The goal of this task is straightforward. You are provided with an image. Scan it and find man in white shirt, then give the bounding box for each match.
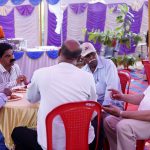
[11,39,97,150]
[0,43,27,92]
[103,87,150,150]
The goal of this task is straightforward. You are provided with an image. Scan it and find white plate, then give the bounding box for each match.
[7,94,23,102]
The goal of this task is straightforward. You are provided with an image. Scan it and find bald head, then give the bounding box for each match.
[60,39,81,60]
[64,40,80,52]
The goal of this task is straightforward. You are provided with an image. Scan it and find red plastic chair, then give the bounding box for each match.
[136,140,146,150]
[46,101,102,150]
[143,63,150,85]
[118,70,131,110]
[141,60,150,65]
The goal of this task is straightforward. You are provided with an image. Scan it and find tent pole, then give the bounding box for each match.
[39,2,42,46]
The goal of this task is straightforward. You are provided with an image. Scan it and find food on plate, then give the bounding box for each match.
[12,88,26,92]
[8,94,21,100]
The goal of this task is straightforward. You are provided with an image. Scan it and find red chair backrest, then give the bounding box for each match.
[118,70,131,94]
[46,101,101,150]
[118,70,131,110]
[142,60,150,65]
[143,63,150,85]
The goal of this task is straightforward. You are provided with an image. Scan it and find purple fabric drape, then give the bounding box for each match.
[0,9,15,38]
[144,1,148,7]
[85,3,107,53]
[47,8,68,46]
[70,3,88,14]
[119,6,144,55]
[16,5,34,16]
[47,10,61,46]
[62,9,67,42]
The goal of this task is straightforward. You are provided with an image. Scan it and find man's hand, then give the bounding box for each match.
[102,104,121,117]
[4,88,12,96]
[108,89,124,101]
[16,75,27,84]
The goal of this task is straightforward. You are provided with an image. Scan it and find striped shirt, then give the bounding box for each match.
[0,64,21,92]
[0,93,7,108]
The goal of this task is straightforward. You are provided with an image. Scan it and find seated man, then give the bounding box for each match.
[81,42,123,149]
[103,87,150,150]
[0,88,12,150]
[11,39,97,150]
[0,43,27,92]
[81,42,123,107]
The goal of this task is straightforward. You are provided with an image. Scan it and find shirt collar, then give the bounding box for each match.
[96,57,104,69]
[0,64,15,73]
[0,64,7,73]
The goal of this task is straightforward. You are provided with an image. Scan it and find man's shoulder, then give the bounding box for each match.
[34,66,54,74]
[77,68,93,79]
[99,57,115,68]
[99,56,112,64]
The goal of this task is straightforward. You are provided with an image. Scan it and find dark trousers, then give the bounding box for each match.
[12,127,95,150]
[11,127,42,150]
[0,131,8,150]
[89,117,105,150]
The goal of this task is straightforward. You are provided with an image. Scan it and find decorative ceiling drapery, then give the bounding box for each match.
[47,1,147,54]
[0,0,60,6]
[0,0,41,6]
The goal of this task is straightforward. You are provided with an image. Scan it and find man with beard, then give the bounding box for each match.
[81,42,123,150]
[0,43,27,92]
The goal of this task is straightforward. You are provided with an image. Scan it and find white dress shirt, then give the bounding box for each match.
[27,62,97,150]
[138,86,150,110]
[0,64,21,92]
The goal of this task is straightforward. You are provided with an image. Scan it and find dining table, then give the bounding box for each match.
[0,91,39,148]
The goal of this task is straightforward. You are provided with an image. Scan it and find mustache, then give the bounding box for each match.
[10,59,16,63]
[89,59,97,64]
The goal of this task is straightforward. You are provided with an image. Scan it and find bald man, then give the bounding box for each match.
[12,40,97,150]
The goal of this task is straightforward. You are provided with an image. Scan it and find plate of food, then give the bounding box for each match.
[12,86,27,93]
[7,94,23,102]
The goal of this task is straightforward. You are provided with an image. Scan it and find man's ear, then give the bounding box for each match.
[58,48,62,56]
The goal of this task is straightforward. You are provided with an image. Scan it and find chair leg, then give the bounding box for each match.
[103,138,110,150]
[136,140,145,150]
